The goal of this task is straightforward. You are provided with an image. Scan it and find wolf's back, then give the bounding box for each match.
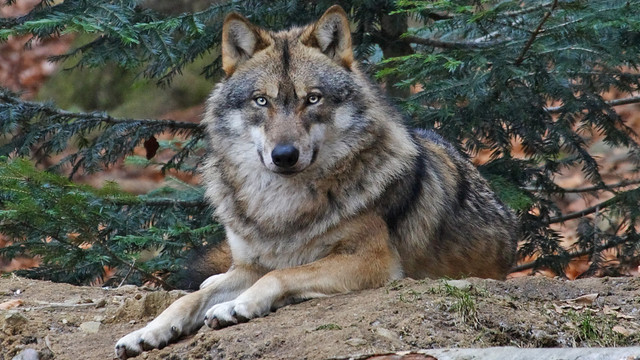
[377,126,517,279]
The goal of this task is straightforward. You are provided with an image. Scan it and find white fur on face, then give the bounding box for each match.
[250,126,265,152]
[333,104,356,131]
[227,110,246,133]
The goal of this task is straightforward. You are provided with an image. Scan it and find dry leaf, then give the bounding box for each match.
[616,313,636,320]
[553,303,565,314]
[602,305,636,319]
[603,305,621,315]
[612,325,636,336]
[144,136,160,160]
[0,299,24,310]
[567,293,598,305]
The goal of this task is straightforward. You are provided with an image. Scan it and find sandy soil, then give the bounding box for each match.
[1,275,639,360]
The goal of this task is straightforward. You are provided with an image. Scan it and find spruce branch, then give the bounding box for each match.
[513,0,558,65]
[0,91,203,131]
[526,178,640,194]
[15,221,173,289]
[545,95,640,114]
[94,231,175,290]
[510,234,629,273]
[548,196,622,224]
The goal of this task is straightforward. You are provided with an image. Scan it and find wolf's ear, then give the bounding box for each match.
[301,5,354,68]
[222,13,272,75]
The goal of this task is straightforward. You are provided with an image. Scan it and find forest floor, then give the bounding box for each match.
[2,275,640,360]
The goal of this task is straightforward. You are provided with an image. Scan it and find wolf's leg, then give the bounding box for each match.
[204,213,399,328]
[115,266,262,359]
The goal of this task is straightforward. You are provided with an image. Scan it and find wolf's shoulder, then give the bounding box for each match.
[411,128,461,158]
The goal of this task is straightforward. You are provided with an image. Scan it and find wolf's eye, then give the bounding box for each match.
[307,94,321,105]
[255,97,268,106]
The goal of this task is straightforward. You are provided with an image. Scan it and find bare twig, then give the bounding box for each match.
[118,259,136,288]
[25,301,102,310]
[44,335,54,355]
[501,2,555,17]
[403,35,503,49]
[537,46,602,56]
[590,205,601,267]
[514,0,558,65]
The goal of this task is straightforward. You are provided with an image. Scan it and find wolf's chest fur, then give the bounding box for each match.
[203,126,417,269]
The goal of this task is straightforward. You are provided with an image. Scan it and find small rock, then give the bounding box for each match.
[11,348,39,360]
[61,319,68,325]
[93,315,104,322]
[94,299,107,308]
[374,327,402,344]
[1,311,29,335]
[444,279,472,291]
[117,285,138,292]
[345,337,367,347]
[79,321,101,333]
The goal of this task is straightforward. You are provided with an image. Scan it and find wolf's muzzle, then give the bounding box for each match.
[271,144,299,169]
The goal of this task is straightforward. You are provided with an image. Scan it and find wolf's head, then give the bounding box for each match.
[205,5,385,178]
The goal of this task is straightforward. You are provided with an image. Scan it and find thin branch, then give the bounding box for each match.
[513,0,558,65]
[112,198,208,208]
[118,259,136,288]
[510,235,628,273]
[545,95,640,114]
[525,178,640,193]
[26,301,102,310]
[548,196,620,224]
[402,35,503,49]
[537,46,602,57]
[500,1,554,17]
[0,91,204,131]
[565,179,640,193]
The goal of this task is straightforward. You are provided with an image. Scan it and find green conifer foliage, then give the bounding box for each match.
[1,0,639,286]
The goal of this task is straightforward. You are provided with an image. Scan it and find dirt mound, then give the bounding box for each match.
[1,275,639,359]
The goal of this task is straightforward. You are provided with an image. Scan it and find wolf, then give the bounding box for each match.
[115,5,518,358]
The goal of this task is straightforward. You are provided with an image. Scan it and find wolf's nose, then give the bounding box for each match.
[271,144,299,168]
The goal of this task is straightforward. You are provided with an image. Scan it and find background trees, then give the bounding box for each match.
[1,0,639,287]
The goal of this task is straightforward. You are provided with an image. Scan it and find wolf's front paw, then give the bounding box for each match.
[204,298,267,329]
[115,323,181,359]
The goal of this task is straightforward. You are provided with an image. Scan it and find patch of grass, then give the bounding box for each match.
[398,289,422,303]
[315,323,342,331]
[566,310,639,346]
[386,279,404,292]
[437,281,479,326]
[576,312,599,341]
